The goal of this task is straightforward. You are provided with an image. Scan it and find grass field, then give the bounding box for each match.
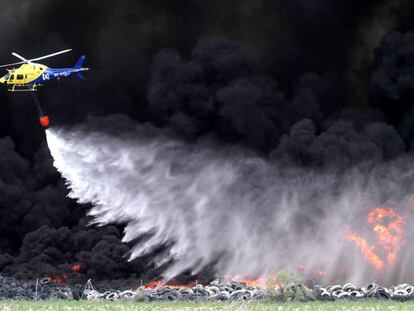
[1,301,414,311]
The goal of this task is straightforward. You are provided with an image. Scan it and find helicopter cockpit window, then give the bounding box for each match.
[4,74,9,81]
[9,74,14,81]
[16,74,24,80]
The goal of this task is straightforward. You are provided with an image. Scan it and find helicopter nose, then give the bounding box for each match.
[0,77,5,84]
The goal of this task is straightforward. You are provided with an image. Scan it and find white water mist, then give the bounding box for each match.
[45,115,414,285]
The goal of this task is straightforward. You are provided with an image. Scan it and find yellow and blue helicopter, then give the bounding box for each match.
[0,49,89,92]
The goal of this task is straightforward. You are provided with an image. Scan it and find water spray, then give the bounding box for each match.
[45,115,414,285]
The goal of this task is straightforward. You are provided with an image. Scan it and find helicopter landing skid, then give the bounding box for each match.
[8,84,39,92]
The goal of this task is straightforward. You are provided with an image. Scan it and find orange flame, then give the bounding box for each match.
[346,207,404,272]
[138,280,197,290]
[47,274,69,284]
[143,281,165,288]
[224,275,278,288]
[346,231,385,271]
[314,270,326,278]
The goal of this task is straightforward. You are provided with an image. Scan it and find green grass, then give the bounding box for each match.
[2,301,414,311]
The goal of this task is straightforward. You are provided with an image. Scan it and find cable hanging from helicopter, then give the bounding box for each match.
[30,92,49,128]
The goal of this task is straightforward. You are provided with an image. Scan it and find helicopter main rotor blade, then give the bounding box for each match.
[0,49,72,69]
[0,61,25,68]
[11,52,29,62]
[29,49,72,62]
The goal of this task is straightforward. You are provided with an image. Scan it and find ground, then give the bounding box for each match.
[1,301,414,311]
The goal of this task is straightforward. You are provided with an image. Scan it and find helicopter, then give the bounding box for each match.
[0,49,89,128]
[0,49,89,92]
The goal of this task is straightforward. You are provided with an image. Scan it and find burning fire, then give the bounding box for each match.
[313,270,326,278]
[140,276,272,289]
[44,263,85,285]
[224,275,269,288]
[138,268,342,290]
[142,281,165,289]
[346,207,405,272]
[71,264,83,272]
[138,280,197,289]
[47,274,69,284]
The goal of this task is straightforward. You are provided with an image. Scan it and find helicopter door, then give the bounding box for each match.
[16,74,24,83]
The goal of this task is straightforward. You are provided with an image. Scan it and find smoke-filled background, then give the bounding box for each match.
[3,0,414,286]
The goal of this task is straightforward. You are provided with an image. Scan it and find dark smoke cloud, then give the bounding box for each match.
[370,29,414,147]
[147,38,347,152]
[148,37,287,151]
[5,224,156,282]
[1,0,414,283]
[271,119,405,169]
[371,31,414,102]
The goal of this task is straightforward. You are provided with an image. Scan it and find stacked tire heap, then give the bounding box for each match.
[314,283,414,301]
[0,275,82,300]
[84,281,414,302]
[84,279,269,301]
[2,274,414,302]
